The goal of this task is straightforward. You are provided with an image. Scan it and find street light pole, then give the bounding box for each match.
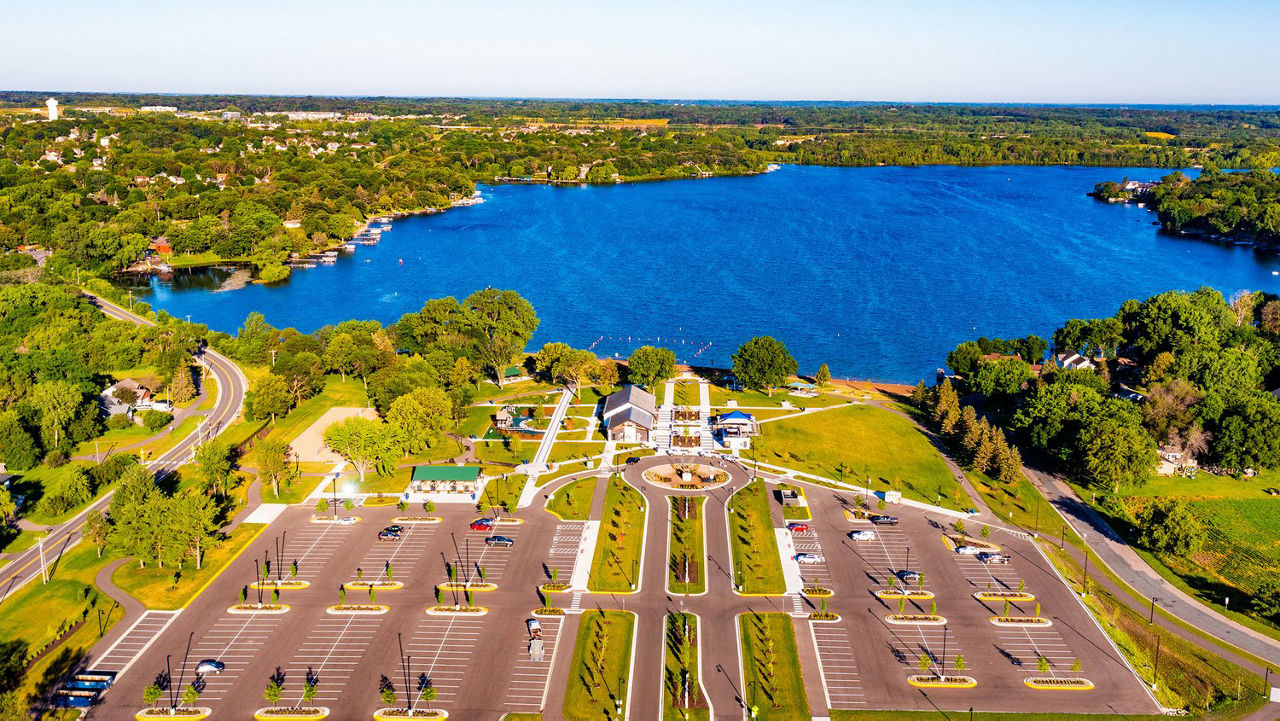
[1149,596,1158,624]
[37,533,47,584]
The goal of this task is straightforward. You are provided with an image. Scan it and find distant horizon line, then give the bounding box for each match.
[5,90,1280,110]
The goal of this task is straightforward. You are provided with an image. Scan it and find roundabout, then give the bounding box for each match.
[623,453,750,492]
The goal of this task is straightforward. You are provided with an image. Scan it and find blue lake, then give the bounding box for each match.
[130,165,1279,383]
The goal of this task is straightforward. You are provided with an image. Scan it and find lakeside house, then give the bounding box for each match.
[602,385,656,443]
[1056,352,1096,371]
[712,410,760,451]
[409,465,482,498]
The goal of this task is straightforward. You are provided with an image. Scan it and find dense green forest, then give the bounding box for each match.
[1093,167,1280,244]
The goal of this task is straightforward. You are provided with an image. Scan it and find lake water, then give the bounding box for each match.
[128,165,1279,383]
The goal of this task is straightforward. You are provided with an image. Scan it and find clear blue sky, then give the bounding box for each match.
[7,0,1278,103]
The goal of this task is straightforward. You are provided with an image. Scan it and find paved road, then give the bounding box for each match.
[0,293,247,604]
[1024,466,1280,669]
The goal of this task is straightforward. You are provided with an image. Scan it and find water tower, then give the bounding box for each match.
[46,98,58,121]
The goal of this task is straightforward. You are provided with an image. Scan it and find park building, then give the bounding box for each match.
[601,385,656,443]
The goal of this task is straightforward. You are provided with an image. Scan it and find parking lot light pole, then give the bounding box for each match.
[1149,596,1158,624]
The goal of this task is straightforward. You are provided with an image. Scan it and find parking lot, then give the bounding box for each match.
[353,523,439,583]
[503,616,563,712]
[282,615,385,704]
[185,613,286,703]
[403,615,487,706]
[89,610,181,679]
[809,621,868,708]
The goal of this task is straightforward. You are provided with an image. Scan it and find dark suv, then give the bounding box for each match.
[869,515,899,525]
[485,535,515,547]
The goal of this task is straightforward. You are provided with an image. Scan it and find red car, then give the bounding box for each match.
[787,522,809,533]
[469,518,495,531]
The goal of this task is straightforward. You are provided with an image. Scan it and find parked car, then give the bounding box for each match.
[977,552,1010,565]
[469,518,495,531]
[336,516,356,526]
[955,545,983,555]
[383,524,404,534]
[526,618,542,637]
[377,530,401,541]
[794,553,825,564]
[485,535,515,547]
[896,570,922,583]
[869,515,899,525]
[529,637,545,661]
[195,660,225,675]
[847,529,876,541]
[625,457,641,465]
[786,522,809,533]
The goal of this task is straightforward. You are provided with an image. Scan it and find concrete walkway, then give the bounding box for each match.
[528,388,574,478]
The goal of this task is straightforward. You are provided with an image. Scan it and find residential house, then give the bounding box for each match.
[101,379,151,418]
[1056,353,1096,371]
[1156,445,1197,476]
[602,385,656,443]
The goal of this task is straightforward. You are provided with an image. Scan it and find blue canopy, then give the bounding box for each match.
[720,410,754,421]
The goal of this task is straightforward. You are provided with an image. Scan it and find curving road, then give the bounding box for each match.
[0,293,247,604]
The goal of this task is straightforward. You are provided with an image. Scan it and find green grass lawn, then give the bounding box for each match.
[0,541,118,690]
[458,405,495,437]
[755,404,969,510]
[708,385,846,409]
[13,464,119,527]
[476,439,538,466]
[967,471,1067,540]
[197,374,219,412]
[547,477,597,520]
[218,417,269,450]
[111,522,265,609]
[573,385,618,407]
[266,375,369,444]
[471,378,559,405]
[258,474,314,505]
[674,382,699,407]
[73,422,154,457]
[589,477,646,592]
[664,612,710,720]
[480,473,527,512]
[548,441,606,465]
[563,610,635,721]
[738,613,809,720]
[669,497,706,595]
[727,481,785,595]
[830,713,1171,721]
[141,414,201,459]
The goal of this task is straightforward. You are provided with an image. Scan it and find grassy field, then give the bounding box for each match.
[664,613,710,720]
[1040,539,1267,716]
[257,474,315,505]
[548,441,606,466]
[674,382,699,407]
[967,471,1066,540]
[707,385,846,409]
[547,477,596,520]
[755,404,969,510]
[480,473,527,512]
[738,613,809,720]
[0,541,118,700]
[73,422,154,457]
[830,713,1170,721]
[777,483,811,521]
[471,378,559,405]
[458,405,495,437]
[727,481,785,595]
[562,610,636,721]
[111,522,265,609]
[669,497,706,595]
[142,414,201,458]
[266,375,369,444]
[476,439,538,466]
[589,477,646,593]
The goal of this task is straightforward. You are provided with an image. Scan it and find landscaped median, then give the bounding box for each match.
[546,477,596,520]
[372,708,447,718]
[727,480,785,595]
[664,613,709,720]
[252,707,329,719]
[906,674,977,689]
[136,707,212,718]
[972,590,1033,603]
[738,612,809,720]
[563,610,635,721]
[990,616,1052,627]
[1023,677,1095,690]
[668,496,706,595]
[588,476,645,593]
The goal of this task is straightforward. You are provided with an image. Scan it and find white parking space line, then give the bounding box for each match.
[282,616,385,703]
[544,522,585,584]
[90,610,181,680]
[355,524,439,582]
[403,615,487,707]
[810,623,866,707]
[883,625,962,674]
[271,523,357,582]
[185,614,286,702]
[505,616,562,710]
[846,526,915,585]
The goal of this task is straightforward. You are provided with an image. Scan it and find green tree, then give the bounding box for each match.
[731,336,798,396]
[463,289,539,387]
[143,683,162,708]
[814,363,831,386]
[250,374,294,422]
[193,441,233,499]
[252,437,294,499]
[322,416,395,485]
[169,365,197,404]
[1135,499,1207,557]
[263,680,282,707]
[27,380,82,448]
[323,333,358,381]
[626,345,676,388]
[386,387,451,456]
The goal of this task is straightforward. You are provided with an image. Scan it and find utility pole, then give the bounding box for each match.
[1151,634,1162,691]
[38,532,48,584]
[1081,549,1090,597]
[1149,596,1158,624]
[127,290,134,312]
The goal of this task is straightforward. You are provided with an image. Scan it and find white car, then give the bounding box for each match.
[336,516,356,526]
[848,529,876,541]
[955,545,983,555]
[794,553,825,564]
